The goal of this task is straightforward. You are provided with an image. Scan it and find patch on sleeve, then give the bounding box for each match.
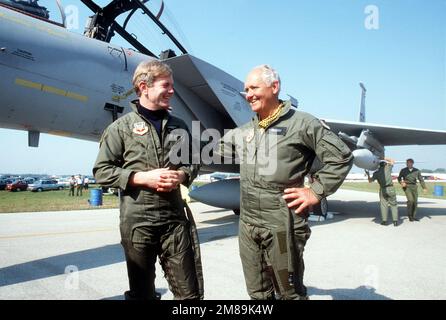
[319,119,331,130]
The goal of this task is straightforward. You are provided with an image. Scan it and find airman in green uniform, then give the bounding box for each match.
[93,60,203,300]
[397,158,427,221]
[219,65,353,299]
[366,158,399,226]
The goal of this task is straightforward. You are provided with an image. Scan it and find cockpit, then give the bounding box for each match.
[0,0,188,59]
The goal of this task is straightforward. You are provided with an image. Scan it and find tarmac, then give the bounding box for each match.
[0,189,445,300]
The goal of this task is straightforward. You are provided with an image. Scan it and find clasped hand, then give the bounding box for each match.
[132,169,185,192]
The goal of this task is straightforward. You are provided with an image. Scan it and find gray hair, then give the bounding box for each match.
[253,64,281,88]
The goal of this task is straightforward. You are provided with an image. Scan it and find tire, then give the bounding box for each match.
[16,188,21,192]
[37,188,43,192]
[58,186,63,190]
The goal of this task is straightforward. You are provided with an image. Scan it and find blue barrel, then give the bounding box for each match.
[433,185,444,197]
[89,188,103,206]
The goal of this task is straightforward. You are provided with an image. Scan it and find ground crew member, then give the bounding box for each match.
[218,65,353,299]
[68,175,76,196]
[93,60,203,300]
[366,158,399,226]
[75,175,83,196]
[398,158,427,221]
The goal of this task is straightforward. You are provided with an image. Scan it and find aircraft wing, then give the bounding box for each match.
[324,119,446,146]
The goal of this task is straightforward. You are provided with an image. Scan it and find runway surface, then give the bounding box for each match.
[0,189,445,300]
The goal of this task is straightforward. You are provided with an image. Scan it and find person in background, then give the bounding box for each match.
[83,176,89,190]
[68,175,76,196]
[76,175,83,196]
[366,158,399,226]
[398,158,427,221]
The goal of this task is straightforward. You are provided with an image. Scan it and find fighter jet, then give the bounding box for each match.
[0,0,445,215]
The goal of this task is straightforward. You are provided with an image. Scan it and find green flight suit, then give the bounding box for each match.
[219,100,353,299]
[398,167,426,220]
[93,100,203,300]
[370,163,398,223]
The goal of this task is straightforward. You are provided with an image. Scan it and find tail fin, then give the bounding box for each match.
[359,82,366,122]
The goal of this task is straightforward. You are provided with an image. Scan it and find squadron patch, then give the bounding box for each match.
[133,122,148,135]
[319,119,331,130]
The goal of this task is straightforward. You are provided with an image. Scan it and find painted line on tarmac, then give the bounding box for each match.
[0,228,117,240]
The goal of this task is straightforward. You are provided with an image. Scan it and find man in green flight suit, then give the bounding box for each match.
[398,158,427,221]
[93,60,203,300]
[366,158,399,226]
[218,65,353,300]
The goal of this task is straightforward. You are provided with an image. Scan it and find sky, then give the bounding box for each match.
[0,0,445,176]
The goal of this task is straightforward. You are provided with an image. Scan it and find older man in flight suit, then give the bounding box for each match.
[93,60,202,300]
[218,65,353,300]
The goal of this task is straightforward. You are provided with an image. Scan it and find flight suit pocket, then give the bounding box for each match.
[131,223,156,253]
[319,131,351,159]
[383,187,396,199]
[168,222,192,257]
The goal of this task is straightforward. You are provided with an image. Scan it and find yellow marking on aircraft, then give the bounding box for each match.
[0,228,116,240]
[0,12,67,38]
[15,78,88,102]
[0,12,33,28]
[15,78,42,90]
[43,84,66,96]
[35,24,67,38]
[66,91,88,102]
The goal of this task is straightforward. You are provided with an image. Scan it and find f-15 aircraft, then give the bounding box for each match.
[1,0,445,215]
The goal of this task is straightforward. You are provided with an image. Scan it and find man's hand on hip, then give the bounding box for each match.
[282,187,320,215]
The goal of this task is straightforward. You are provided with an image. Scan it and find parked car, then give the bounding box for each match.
[23,177,36,184]
[6,180,28,191]
[0,179,13,190]
[28,179,64,192]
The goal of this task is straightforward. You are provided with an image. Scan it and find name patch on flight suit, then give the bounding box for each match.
[268,127,287,135]
[132,122,148,135]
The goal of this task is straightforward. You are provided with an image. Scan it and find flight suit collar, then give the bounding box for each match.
[129,100,174,137]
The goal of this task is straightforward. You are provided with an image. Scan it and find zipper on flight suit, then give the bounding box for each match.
[135,111,162,168]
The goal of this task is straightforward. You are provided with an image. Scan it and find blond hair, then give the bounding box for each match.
[132,60,173,96]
